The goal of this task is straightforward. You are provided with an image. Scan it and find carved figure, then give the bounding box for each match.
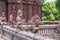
[28,14,41,24]
[9,14,15,25]
[16,10,25,25]
[0,12,6,25]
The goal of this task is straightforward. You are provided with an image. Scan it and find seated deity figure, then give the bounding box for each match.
[16,10,25,25]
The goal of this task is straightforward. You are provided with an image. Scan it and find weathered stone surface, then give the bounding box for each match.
[0,0,42,24]
[0,25,56,40]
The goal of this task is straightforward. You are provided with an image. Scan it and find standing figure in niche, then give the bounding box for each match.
[16,10,25,25]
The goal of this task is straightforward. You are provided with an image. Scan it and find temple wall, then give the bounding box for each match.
[0,0,42,23]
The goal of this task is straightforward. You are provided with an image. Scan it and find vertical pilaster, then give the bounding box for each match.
[28,5,32,20]
[38,5,42,21]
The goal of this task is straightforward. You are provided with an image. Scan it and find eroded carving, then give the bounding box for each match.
[0,12,6,24]
[28,14,41,24]
[9,14,16,25]
[16,10,25,25]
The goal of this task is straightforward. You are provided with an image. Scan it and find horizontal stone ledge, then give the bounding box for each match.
[2,26,32,40]
[1,25,56,40]
[39,24,58,29]
[42,21,59,24]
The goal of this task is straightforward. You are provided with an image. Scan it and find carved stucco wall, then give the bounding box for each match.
[0,0,42,23]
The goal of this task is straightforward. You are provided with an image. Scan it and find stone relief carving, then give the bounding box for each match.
[28,14,41,24]
[17,10,23,17]
[9,14,15,24]
[0,12,6,24]
[16,10,25,24]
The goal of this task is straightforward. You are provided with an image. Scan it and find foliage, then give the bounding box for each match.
[56,0,60,12]
[56,0,60,19]
[41,0,59,21]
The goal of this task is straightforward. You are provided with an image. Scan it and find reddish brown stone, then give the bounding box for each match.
[0,0,42,24]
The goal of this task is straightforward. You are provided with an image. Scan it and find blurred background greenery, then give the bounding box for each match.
[41,0,60,21]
